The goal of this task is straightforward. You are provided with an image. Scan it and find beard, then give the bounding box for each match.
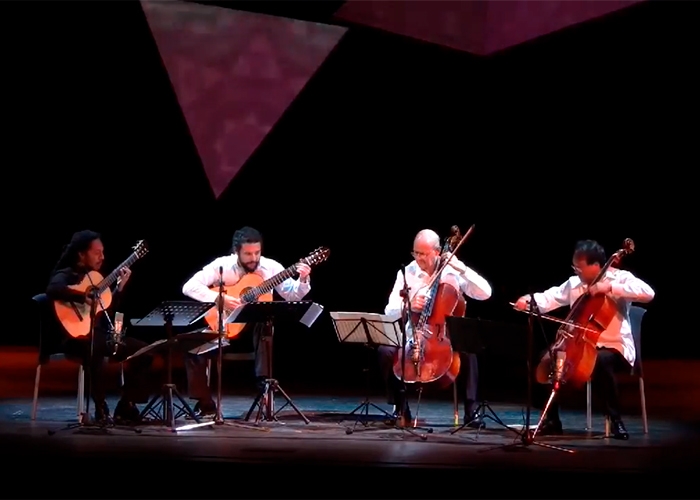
[239,259,260,273]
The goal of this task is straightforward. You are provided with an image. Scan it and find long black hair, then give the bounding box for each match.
[50,230,101,275]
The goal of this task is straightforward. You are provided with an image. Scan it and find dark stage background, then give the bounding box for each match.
[6,1,696,398]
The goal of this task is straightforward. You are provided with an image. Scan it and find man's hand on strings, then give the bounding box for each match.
[441,252,467,274]
[514,296,530,311]
[116,268,132,291]
[223,295,242,310]
[296,263,311,282]
[588,281,612,296]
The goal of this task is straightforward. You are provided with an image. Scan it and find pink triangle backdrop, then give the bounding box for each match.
[141,1,347,198]
[334,0,643,55]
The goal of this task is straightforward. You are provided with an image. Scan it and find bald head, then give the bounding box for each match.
[412,229,441,273]
[414,229,440,249]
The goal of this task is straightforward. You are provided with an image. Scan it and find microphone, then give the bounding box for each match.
[552,350,567,388]
[112,312,124,356]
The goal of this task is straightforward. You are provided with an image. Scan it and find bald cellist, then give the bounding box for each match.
[379,229,492,426]
[514,240,655,440]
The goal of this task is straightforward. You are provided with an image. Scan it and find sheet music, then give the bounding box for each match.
[189,338,230,355]
[329,311,402,346]
[224,305,246,325]
[125,338,167,361]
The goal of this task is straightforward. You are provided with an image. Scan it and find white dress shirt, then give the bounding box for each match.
[530,268,655,366]
[182,254,311,303]
[384,261,492,339]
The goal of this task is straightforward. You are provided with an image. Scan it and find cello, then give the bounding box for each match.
[392,225,474,389]
[537,238,636,390]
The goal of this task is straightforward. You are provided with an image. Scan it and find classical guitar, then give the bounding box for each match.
[204,247,330,339]
[53,240,149,338]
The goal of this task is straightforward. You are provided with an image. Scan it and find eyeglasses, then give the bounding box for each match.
[411,251,431,258]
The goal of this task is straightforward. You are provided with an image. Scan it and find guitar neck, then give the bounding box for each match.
[97,253,139,292]
[241,265,298,302]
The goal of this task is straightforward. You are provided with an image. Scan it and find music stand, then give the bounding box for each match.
[329,312,400,433]
[446,316,513,438]
[131,301,214,429]
[225,301,323,425]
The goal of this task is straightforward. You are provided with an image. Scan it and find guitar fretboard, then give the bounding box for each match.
[240,265,299,303]
[96,252,140,292]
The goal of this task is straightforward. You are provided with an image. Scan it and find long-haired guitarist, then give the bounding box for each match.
[181,226,312,417]
[45,230,157,423]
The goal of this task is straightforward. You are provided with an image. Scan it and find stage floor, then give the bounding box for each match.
[2,393,699,497]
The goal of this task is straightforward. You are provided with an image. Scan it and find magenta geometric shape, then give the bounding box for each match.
[334,0,644,55]
[140,1,347,198]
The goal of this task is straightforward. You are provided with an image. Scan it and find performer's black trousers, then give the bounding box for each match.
[61,330,154,405]
[185,323,269,401]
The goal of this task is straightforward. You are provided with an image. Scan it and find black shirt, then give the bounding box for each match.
[46,266,123,336]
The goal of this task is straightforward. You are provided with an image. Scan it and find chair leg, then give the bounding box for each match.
[120,363,125,387]
[585,380,592,430]
[77,366,85,420]
[639,377,649,434]
[206,359,211,387]
[31,365,41,421]
[452,381,459,426]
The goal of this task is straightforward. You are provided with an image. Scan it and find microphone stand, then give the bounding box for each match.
[392,266,428,440]
[52,286,111,435]
[214,266,225,425]
[500,294,572,453]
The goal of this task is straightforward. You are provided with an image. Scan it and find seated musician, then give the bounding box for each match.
[181,226,312,417]
[45,230,156,424]
[379,229,492,426]
[514,239,655,439]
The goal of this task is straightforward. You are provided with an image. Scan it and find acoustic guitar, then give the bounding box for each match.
[53,240,149,338]
[204,247,330,338]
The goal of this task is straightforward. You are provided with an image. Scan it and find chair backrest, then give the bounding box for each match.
[32,293,64,364]
[629,305,646,376]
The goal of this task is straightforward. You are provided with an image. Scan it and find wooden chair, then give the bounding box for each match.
[585,305,649,435]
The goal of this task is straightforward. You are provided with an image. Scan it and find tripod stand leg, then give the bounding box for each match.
[171,386,200,422]
[532,386,558,439]
[274,382,310,424]
[245,386,266,422]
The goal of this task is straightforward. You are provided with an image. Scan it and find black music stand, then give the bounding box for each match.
[446,316,513,438]
[131,301,214,429]
[226,301,323,425]
[329,312,399,433]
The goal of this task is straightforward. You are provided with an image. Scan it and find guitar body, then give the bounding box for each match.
[53,271,113,338]
[204,273,273,339]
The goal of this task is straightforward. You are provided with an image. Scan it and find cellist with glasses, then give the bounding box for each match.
[513,239,655,439]
[379,228,492,426]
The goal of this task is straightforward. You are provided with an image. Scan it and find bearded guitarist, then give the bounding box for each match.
[181,226,314,417]
[45,230,155,424]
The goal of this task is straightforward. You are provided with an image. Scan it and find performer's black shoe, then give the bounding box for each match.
[610,418,629,440]
[94,401,110,423]
[114,399,141,424]
[538,418,563,435]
